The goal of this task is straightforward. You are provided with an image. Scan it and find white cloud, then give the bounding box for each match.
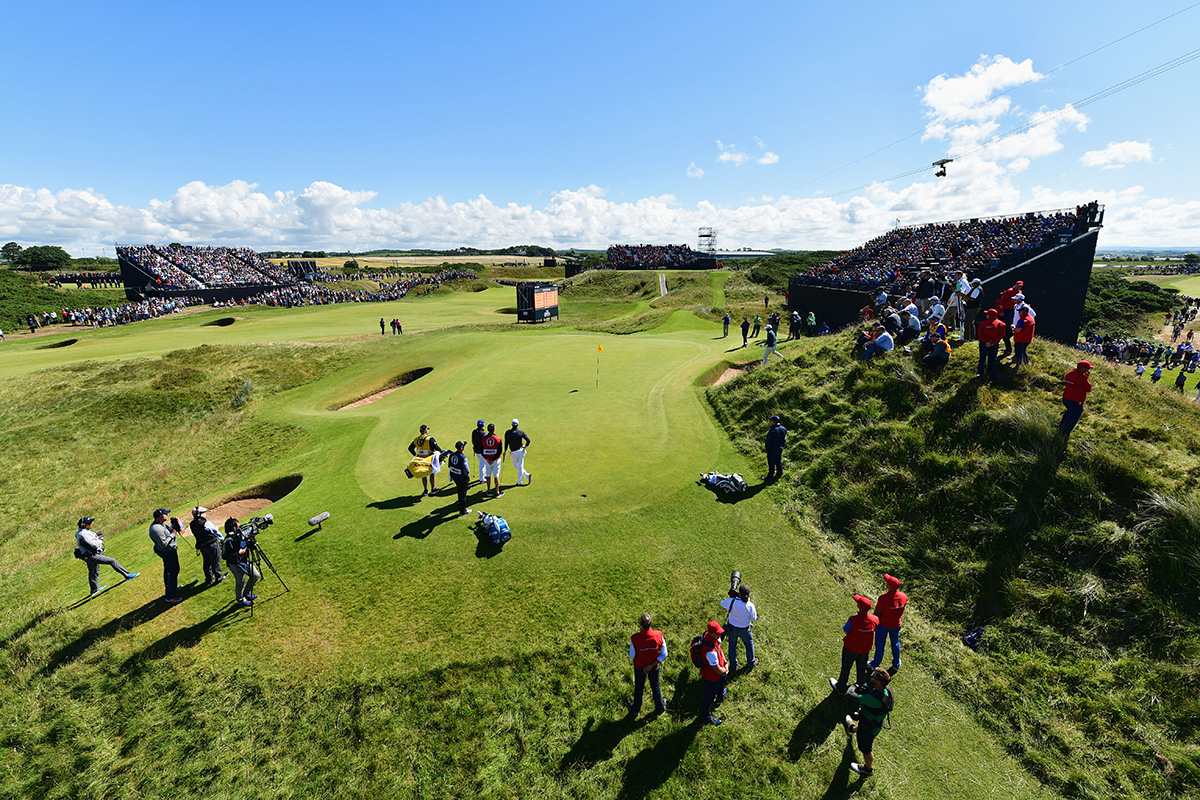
[1080,140,1153,169]
[757,152,780,165]
[922,55,1041,127]
[716,140,749,166]
[686,162,705,178]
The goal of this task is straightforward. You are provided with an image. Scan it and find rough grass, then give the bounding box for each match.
[708,332,1200,799]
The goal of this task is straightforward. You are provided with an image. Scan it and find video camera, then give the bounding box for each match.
[237,514,274,540]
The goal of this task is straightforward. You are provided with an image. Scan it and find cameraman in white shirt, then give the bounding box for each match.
[721,585,759,671]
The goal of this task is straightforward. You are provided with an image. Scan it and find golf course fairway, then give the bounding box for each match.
[0,285,1052,799]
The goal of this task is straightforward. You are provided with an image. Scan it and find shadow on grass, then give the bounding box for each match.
[787,692,843,760]
[122,602,244,674]
[366,495,424,511]
[820,738,867,800]
[617,718,702,800]
[393,491,487,540]
[559,714,645,772]
[716,480,768,504]
[294,527,321,542]
[0,607,60,647]
[40,580,203,676]
[474,522,505,558]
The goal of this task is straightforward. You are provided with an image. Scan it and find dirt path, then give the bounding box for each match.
[658,273,667,299]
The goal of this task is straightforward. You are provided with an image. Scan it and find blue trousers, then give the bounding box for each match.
[1059,399,1084,438]
[868,626,900,669]
[700,676,726,722]
[977,343,999,379]
[766,448,783,481]
[726,624,755,670]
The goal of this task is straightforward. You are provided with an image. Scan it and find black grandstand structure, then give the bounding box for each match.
[787,203,1105,343]
[117,244,299,303]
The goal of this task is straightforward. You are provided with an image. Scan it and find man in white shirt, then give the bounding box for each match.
[925,296,946,323]
[863,325,895,360]
[721,585,760,671]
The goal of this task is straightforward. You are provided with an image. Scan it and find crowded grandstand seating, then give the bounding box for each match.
[243,269,477,307]
[793,206,1101,292]
[606,244,698,269]
[117,244,296,290]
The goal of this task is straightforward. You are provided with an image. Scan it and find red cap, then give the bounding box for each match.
[854,595,873,611]
[884,574,901,589]
[1016,281,1024,286]
[985,308,999,317]
[707,620,725,636]
[1077,360,1093,369]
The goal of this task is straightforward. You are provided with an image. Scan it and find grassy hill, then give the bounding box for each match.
[708,333,1200,799]
[1,275,1193,799]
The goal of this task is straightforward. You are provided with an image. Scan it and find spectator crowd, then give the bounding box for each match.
[794,207,1099,292]
[117,245,294,290]
[606,244,698,269]
[245,269,476,308]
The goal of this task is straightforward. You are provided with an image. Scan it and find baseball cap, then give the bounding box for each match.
[854,594,873,611]
[985,308,999,316]
[884,573,901,589]
[455,440,466,449]
[769,414,780,422]
[78,516,95,527]
[707,620,725,636]
[1014,293,1025,300]
[764,324,772,330]
[511,418,519,426]
[154,508,171,518]
[971,278,982,285]
[1078,360,1093,369]
[193,506,208,517]
[1016,281,1024,286]
[477,419,485,426]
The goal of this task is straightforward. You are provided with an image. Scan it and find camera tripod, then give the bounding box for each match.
[244,537,289,616]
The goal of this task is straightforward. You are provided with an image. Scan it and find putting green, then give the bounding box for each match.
[0,289,1050,799]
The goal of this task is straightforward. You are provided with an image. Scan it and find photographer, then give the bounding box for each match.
[222,518,260,608]
[148,508,182,604]
[189,506,225,586]
[843,667,894,778]
[75,517,138,597]
[721,582,759,671]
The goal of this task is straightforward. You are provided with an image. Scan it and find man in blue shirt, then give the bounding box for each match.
[765,415,787,482]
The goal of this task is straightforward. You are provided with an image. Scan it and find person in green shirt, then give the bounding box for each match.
[843,666,894,778]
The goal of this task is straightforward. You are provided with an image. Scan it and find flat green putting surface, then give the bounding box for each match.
[0,288,1051,799]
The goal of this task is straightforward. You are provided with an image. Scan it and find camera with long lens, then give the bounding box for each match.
[237,513,274,541]
[728,570,741,598]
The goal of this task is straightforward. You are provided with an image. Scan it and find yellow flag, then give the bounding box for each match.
[598,345,604,352]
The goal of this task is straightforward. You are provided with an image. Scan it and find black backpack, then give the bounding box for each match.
[689,635,714,669]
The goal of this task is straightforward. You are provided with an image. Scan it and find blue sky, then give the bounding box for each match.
[3,0,1198,253]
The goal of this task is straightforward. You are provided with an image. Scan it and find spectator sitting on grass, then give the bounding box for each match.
[863,324,894,360]
[923,334,952,370]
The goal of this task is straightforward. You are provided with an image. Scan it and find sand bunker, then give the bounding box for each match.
[189,475,302,526]
[335,367,433,409]
[712,367,747,386]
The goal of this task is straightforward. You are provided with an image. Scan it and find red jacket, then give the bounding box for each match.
[1063,369,1093,403]
[843,611,879,654]
[631,629,664,670]
[1013,316,1035,344]
[875,590,908,629]
[997,286,1021,312]
[976,318,1007,346]
[699,635,727,682]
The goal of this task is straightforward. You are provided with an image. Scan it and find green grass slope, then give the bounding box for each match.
[709,333,1200,799]
[1,292,1050,799]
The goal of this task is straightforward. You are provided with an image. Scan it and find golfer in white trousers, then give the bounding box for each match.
[503,419,532,487]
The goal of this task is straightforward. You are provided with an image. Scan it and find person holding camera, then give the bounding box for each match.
[698,620,729,725]
[625,612,668,717]
[189,506,225,586]
[148,508,182,604]
[843,667,895,778]
[75,517,138,596]
[446,440,472,516]
[222,518,260,607]
[721,583,759,671]
[830,595,879,695]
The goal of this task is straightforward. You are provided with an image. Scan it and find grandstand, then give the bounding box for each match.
[605,243,717,270]
[787,203,1104,343]
[117,244,298,302]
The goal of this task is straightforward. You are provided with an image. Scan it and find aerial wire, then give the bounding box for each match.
[794,2,1200,194]
[824,45,1200,198]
